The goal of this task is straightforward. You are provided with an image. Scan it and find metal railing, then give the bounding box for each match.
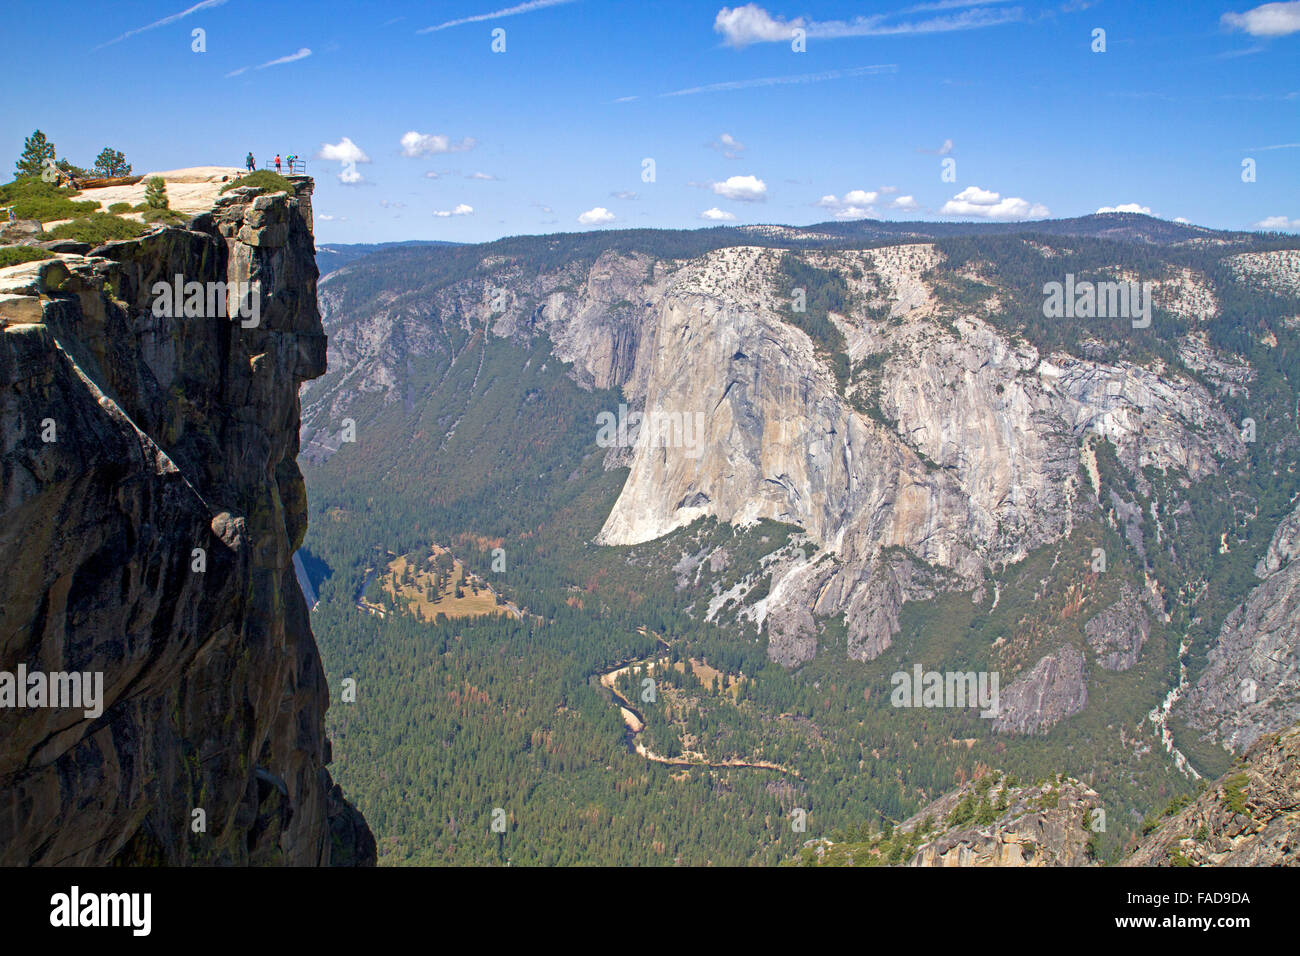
[263,159,307,175]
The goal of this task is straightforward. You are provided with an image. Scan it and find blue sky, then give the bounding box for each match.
[4,0,1298,242]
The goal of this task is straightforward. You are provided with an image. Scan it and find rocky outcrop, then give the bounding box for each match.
[0,176,373,865]
[1085,585,1150,671]
[993,646,1089,735]
[0,218,43,244]
[800,773,1102,867]
[1124,723,1300,866]
[1178,501,1300,753]
[904,778,1101,867]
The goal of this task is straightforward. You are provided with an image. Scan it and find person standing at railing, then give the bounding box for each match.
[275,154,281,174]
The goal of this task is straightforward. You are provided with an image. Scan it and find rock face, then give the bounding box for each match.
[1124,723,1300,866]
[903,778,1101,867]
[800,773,1102,867]
[1085,585,1150,671]
[993,646,1089,735]
[0,178,373,865]
[1178,501,1300,753]
[305,242,1241,673]
[0,219,43,244]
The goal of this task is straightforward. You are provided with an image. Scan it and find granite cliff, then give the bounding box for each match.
[0,173,373,865]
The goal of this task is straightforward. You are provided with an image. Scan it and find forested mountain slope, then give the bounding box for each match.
[300,216,1300,864]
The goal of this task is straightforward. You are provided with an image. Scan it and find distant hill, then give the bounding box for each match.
[315,239,461,278]
[792,211,1240,245]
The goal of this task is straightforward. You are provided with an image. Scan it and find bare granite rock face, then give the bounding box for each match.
[1085,584,1150,671]
[1178,501,1300,753]
[301,241,1242,670]
[801,773,1102,867]
[993,645,1089,735]
[903,778,1102,867]
[0,178,373,865]
[1124,723,1300,866]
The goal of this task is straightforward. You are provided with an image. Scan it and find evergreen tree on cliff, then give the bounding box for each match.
[15,129,55,177]
[93,147,131,178]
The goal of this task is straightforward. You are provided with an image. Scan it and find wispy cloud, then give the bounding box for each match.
[418,0,576,33]
[707,132,746,158]
[916,138,954,155]
[662,64,896,97]
[713,2,1023,49]
[1250,141,1300,150]
[226,47,312,78]
[1253,215,1300,230]
[1222,2,1300,37]
[400,132,478,157]
[97,0,228,49]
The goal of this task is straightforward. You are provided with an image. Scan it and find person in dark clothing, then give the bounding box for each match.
[246,152,255,172]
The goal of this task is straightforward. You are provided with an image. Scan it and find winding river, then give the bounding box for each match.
[596,634,800,777]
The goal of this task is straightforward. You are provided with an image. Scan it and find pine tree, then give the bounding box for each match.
[15,130,55,178]
[93,148,131,178]
[144,176,169,210]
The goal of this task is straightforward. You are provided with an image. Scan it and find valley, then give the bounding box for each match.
[298,215,1300,866]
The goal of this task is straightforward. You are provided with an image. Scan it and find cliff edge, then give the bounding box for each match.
[0,173,374,865]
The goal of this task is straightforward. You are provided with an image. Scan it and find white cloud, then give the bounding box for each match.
[952,185,999,204]
[433,204,474,217]
[712,174,767,202]
[1096,203,1153,214]
[611,191,638,200]
[890,195,919,211]
[578,206,616,225]
[419,0,576,33]
[1173,217,1191,224]
[1253,215,1300,230]
[700,207,737,221]
[662,64,895,97]
[379,200,406,209]
[708,132,747,158]
[226,47,312,77]
[843,189,879,206]
[713,2,1023,48]
[1223,2,1300,36]
[400,132,477,157]
[316,137,371,186]
[917,138,954,155]
[318,138,370,165]
[940,185,1048,220]
[834,206,874,220]
[817,190,883,218]
[97,0,228,49]
[469,172,498,180]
